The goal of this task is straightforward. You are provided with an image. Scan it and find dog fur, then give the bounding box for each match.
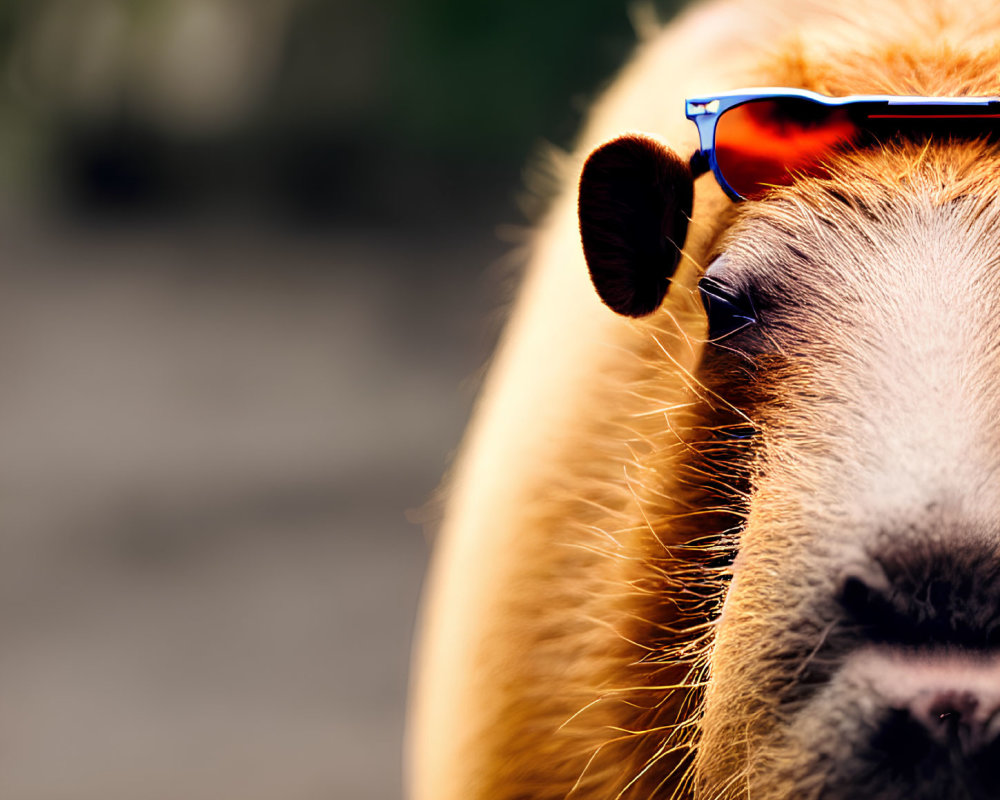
[409,1,1000,797]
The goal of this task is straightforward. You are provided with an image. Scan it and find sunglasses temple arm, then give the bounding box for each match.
[689,150,710,178]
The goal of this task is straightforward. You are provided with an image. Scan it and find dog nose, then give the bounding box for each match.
[863,665,1000,771]
[841,650,1000,783]
[907,689,997,755]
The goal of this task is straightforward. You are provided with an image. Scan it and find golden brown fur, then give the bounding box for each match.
[410,1,1000,798]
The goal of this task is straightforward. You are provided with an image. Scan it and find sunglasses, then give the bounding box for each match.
[686,88,1000,201]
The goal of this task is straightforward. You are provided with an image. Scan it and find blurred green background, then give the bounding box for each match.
[0,0,687,224]
[0,2,685,800]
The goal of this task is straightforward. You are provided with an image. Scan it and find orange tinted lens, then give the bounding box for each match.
[715,98,859,199]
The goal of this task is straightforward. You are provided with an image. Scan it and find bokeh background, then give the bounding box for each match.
[0,1,684,798]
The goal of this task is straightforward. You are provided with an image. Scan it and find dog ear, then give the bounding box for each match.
[578,135,694,317]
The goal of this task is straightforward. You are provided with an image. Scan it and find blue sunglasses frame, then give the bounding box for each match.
[685,87,1000,201]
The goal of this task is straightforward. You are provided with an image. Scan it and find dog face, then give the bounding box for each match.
[698,145,1000,799]
[581,130,1000,797]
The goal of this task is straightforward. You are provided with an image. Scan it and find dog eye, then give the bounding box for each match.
[698,273,757,341]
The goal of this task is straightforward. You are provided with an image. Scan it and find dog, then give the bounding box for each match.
[410,1,1000,797]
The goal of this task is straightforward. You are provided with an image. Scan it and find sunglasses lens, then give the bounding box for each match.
[715,97,858,199]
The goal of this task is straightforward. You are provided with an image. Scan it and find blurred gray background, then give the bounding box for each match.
[0,1,683,798]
